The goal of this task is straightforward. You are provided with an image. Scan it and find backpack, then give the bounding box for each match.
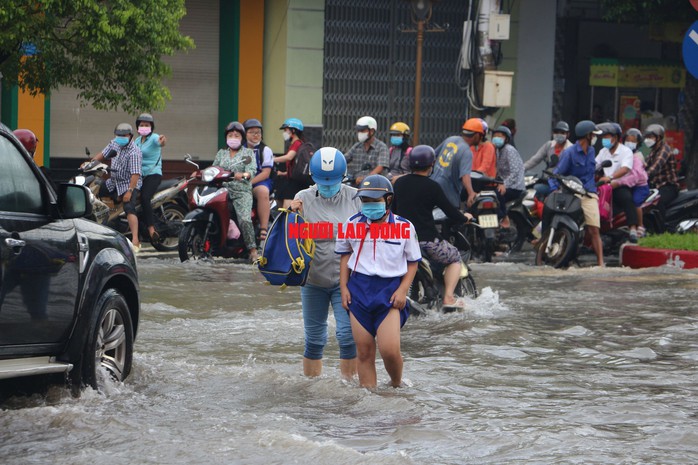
[290,141,315,184]
[257,209,315,288]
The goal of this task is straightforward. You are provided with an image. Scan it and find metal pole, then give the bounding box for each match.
[414,18,424,145]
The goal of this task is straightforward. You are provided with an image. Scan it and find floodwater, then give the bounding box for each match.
[2,255,697,464]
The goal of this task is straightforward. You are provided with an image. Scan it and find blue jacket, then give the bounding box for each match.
[548,141,597,194]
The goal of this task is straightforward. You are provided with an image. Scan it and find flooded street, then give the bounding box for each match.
[2,256,698,464]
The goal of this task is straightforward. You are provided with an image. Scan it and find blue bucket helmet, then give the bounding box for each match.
[279,118,304,132]
[309,147,347,185]
[354,174,394,199]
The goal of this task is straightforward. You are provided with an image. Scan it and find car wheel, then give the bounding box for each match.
[80,289,134,390]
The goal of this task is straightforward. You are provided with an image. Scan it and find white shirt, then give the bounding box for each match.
[596,143,634,177]
[335,211,422,278]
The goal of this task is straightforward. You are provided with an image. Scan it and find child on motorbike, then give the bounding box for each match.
[393,145,473,310]
[336,175,421,388]
[290,148,361,380]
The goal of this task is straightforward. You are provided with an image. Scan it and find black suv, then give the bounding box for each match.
[0,124,139,392]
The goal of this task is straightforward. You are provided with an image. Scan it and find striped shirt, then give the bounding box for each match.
[645,140,678,189]
[346,138,389,180]
[102,140,143,196]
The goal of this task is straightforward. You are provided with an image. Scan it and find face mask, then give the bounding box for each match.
[492,137,505,148]
[390,136,403,146]
[644,139,656,149]
[138,127,152,136]
[114,136,130,147]
[361,202,386,220]
[317,183,341,198]
[553,134,566,144]
[591,136,598,146]
[357,132,369,143]
[227,138,241,149]
[624,141,637,151]
[601,138,613,149]
[282,131,291,142]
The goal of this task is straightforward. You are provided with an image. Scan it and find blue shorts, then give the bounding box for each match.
[632,185,650,207]
[347,272,409,337]
[252,178,273,192]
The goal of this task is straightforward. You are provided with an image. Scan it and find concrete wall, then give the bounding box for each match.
[263,0,325,153]
[513,0,556,161]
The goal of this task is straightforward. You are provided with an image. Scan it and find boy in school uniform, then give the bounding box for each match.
[335,174,421,388]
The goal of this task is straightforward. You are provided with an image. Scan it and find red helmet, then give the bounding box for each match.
[13,129,38,155]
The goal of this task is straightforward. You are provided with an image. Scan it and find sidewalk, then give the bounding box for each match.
[619,244,698,269]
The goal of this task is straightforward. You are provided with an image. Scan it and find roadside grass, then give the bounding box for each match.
[639,233,698,251]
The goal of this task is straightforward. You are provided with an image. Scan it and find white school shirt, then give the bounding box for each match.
[596,143,634,178]
[335,211,422,278]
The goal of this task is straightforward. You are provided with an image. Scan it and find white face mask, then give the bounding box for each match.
[357,132,369,143]
[282,131,291,142]
[624,141,637,151]
[644,139,656,149]
[591,136,598,146]
[553,134,566,144]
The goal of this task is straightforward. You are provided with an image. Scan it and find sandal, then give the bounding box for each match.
[637,226,646,238]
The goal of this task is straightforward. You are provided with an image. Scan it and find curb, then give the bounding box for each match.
[619,244,698,269]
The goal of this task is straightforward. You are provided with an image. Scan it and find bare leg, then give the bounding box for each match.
[588,226,604,266]
[636,207,644,228]
[339,358,357,380]
[349,313,377,388]
[127,213,140,247]
[253,185,270,232]
[303,357,322,377]
[376,309,403,388]
[442,262,462,306]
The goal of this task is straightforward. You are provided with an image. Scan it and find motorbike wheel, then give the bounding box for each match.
[455,274,478,299]
[535,227,577,268]
[152,203,187,252]
[178,223,208,262]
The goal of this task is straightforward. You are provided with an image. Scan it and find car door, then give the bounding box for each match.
[0,132,80,347]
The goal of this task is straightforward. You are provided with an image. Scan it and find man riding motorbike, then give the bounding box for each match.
[524,121,573,199]
[85,123,143,252]
[345,116,389,186]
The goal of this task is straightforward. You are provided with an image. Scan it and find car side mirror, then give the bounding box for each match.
[58,183,93,219]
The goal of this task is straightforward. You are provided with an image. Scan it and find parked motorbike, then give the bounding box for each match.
[657,188,698,233]
[73,150,188,251]
[178,154,258,261]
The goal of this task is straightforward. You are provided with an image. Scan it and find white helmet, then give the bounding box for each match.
[355,116,377,131]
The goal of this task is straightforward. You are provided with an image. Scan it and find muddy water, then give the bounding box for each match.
[2,258,697,464]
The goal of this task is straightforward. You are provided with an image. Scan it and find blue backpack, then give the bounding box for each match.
[257,209,315,288]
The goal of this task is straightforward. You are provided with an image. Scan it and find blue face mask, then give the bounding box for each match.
[390,136,403,146]
[601,138,613,149]
[114,136,130,147]
[317,183,341,198]
[361,202,386,220]
[492,137,505,148]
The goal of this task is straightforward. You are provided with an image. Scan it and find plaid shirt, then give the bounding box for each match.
[102,140,143,196]
[346,138,389,179]
[645,140,678,189]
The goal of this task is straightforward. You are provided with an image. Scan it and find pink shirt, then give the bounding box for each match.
[617,152,648,188]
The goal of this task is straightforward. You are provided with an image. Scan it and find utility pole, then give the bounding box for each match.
[400,1,445,145]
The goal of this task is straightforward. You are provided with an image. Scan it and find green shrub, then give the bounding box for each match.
[638,233,698,251]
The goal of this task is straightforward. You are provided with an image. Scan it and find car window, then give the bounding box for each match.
[0,136,44,214]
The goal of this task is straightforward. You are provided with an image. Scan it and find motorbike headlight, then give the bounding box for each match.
[562,178,585,195]
[202,167,220,182]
